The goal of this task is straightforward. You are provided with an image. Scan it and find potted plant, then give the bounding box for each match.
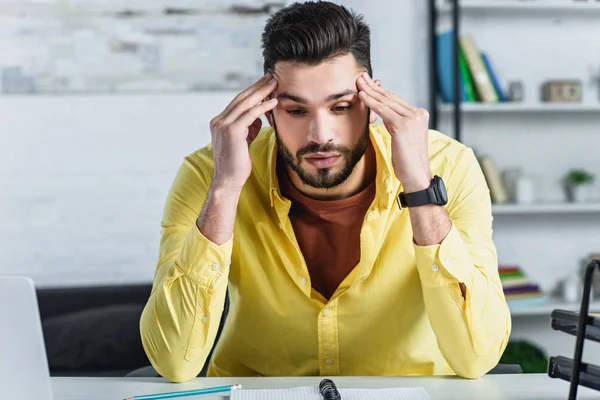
[563,169,595,203]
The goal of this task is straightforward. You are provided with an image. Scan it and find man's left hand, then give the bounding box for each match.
[357,72,432,193]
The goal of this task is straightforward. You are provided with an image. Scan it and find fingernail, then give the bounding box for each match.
[358,77,366,84]
[269,77,277,84]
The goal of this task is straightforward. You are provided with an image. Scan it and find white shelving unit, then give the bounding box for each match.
[492,202,600,215]
[510,299,600,317]
[440,103,600,114]
[433,0,600,361]
[438,0,600,14]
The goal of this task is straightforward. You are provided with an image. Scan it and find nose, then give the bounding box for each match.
[306,112,335,145]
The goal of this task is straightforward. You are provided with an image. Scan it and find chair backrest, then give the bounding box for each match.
[488,364,523,374]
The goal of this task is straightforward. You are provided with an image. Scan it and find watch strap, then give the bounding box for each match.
[399,187,432,208]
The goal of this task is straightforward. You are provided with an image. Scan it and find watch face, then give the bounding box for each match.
[435,175,448,204]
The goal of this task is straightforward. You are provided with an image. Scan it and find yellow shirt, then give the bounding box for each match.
[140,124,511,383]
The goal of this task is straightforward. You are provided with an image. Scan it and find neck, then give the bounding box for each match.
[284,141,376,201]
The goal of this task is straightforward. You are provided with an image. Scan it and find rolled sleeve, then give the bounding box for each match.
[177,225,233,290]
[414,221,475,288]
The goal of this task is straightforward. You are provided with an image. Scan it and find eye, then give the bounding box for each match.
[287,109,307,117]
[332,105,352,113]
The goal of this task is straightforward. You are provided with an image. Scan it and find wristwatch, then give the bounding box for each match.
[397,175,448,209]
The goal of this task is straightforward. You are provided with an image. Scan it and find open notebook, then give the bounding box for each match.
[231,386,431,400]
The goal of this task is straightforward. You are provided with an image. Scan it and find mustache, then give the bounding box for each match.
[296,142,350,158]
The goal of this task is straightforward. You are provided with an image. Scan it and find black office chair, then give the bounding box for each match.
[488,364,523,374]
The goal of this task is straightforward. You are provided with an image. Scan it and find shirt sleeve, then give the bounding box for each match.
[140,151,233,383]
[413,146,511,379]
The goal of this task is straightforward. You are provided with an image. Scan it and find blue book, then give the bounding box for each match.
[507,295,547,309]
[481,52,505,102]
[436,30,468,103]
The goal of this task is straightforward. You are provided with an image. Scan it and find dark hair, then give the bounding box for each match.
[261,1,372,76]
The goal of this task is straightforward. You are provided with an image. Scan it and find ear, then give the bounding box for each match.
[266,110,275,127]
[368,79,383,123]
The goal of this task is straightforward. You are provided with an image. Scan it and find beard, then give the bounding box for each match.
[274,114,371,189]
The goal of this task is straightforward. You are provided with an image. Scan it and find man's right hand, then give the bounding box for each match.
[209,73,279,191]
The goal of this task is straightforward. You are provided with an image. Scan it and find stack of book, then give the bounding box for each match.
[499,265,546,308]
[437,30,505,103]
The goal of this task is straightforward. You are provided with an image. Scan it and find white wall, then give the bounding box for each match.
[0,93,233,286]
[0,0,425,287]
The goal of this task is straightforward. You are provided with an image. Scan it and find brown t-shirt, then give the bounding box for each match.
[278,168,376,300]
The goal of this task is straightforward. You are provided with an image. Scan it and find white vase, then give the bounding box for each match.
[571,184,591,203]
[515,176,536,204]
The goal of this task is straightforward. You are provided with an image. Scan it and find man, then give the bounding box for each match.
[140,1,511,383]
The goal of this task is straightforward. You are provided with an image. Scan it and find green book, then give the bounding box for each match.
[499,271,524,280]
[458,45,477,102]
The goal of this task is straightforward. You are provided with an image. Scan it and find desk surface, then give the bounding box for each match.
[52,374,598,400]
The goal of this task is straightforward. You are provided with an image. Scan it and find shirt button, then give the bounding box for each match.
[212,263,220,271]
[201,316,209,323]
[300,278,307,285]
[323,309,330,317]
[432,264,439,272]
[326,359,334,365]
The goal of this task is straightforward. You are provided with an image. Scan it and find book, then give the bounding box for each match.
[501,277,532,288]
[459,45,477,101]
[436,30,469,103]
[499,266,522,274]
[507,295,547,309]
[478,155,509,204]
[504,284,542,295]
[231,387,431,400]
[481,52,505,102]
[459,34,499,103]
[500,271,525,280]
[505,292,544,300]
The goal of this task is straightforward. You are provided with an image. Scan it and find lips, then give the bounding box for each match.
[304,153,341,168]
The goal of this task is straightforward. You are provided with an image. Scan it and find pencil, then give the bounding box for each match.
[124,384,242,400]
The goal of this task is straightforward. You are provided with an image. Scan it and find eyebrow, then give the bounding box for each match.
[277,89,356,104]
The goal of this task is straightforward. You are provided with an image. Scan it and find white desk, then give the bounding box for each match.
[51,375,598,400]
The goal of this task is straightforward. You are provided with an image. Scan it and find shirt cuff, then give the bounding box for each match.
[414,221,475,288]
[177,225,233,289]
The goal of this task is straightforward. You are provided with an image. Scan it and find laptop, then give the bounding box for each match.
[0,275,54,400]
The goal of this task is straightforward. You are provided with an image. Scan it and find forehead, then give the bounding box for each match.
[273,53,363,102]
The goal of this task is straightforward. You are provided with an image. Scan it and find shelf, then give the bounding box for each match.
[510,299,600,317]
[492,202,600,215]
[439,103,600,114]
[438,0,600,14]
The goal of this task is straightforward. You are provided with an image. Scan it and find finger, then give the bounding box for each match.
[223,77,278,124]
[358,74,415,116]
[357,77,410,118]
[219,73,273,119]
[359,90,399,125]
[364,73,416,111]
[234,97,278,133]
